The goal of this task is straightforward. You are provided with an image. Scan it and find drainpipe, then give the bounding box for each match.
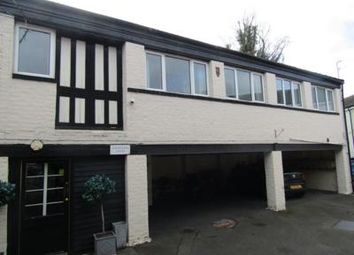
[340,84,353,186]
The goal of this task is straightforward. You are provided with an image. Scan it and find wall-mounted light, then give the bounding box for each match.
[216,67,220,77]
[30,139,43,151]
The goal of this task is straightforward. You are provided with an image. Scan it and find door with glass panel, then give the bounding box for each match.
[21,161,69,255]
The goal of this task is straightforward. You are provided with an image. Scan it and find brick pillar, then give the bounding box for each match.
[335,148,353,194]
[125,155,151,246]
[264,73,277,104]
[264,151,286,211]
[208,61,225,98]
[0,157,9,255]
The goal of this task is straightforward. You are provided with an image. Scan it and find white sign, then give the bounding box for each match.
[110,145,131,155]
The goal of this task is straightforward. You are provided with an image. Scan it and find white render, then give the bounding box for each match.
[125,155,151,245]
[264,151,286,211]
[0,157,9,255]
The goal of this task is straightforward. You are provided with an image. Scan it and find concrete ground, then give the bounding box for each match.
[120,191,354,255]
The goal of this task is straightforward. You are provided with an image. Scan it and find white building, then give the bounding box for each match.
[0,0,352,254]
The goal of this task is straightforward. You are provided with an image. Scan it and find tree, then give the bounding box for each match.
[234,15,289,63]
[82,175,116,233]
[0,180,16,207]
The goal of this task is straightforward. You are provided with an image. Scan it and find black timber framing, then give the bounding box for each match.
[0,0,343,89]
[0,143,343,157]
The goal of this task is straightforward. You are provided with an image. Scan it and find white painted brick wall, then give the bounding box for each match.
[125,155,150,245]
[0,157,9,255]
[264,151,286,211]
[209,61,225,98]
[0,14,348,150]
[264,73,277,104]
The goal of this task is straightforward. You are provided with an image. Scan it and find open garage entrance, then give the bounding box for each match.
[147,153,267,238]
[282,150,337,192]
[146,149,341,239]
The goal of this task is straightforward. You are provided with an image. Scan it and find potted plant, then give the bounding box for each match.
[0,180,16,207]
[82,175,117,255]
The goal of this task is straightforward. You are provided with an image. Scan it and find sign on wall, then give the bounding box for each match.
[110,145,131,155]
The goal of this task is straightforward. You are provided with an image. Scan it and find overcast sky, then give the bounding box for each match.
[50,0,354,96]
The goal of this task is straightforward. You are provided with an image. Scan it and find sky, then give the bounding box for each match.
[50,0,354,96]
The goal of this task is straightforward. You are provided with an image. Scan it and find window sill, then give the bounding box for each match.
[12,73,57,83]
[128,87,339,115]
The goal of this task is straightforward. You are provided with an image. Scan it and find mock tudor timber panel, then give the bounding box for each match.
[70,156,125,254]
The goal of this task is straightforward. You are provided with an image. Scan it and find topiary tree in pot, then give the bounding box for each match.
[82,175,117,255]
[0,180,16,207]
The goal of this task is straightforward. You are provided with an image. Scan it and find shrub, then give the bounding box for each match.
[0,180,16,207]
[82,175,116,233]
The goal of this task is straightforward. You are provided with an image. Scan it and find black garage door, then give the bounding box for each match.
[70,156,125,254]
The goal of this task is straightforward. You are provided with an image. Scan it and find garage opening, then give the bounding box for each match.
[282,150,337,192]
[147,153,267,237]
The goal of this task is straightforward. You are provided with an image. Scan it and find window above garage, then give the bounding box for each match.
[312,86,335,112]
[146,52,209,96]
[14,23,56,79]
[276,78,302,108]
[224,67,264,102]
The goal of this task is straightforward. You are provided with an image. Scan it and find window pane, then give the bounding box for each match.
[166,56,190,94]
[253,74,264,101]
[147,53,162,89]
[284,80,292,106]
[95,100,105,124]
[109,100,118,125]
[47,203,64,216]
[237,70,252,101]
[194,63,207,95]
[18,27,51,75]
[327,90,334,111]
[59,97,70,123]
[225,69,236,98]
[277,79,284,104]
[317,87,327,111]
[293,83,302,107]
[75,98,85,124]
[25,205,43,219]
[312,86,318,109]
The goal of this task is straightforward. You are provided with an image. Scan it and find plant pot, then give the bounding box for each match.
[94,231,117,255]
[112,221,127,249]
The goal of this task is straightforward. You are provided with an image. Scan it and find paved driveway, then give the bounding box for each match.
[120,191,354,255]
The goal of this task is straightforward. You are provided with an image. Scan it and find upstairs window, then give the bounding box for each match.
[14,23,56,78]
[146,52,208,95]
[312,86,335,112]
[224,67,264,102]
[276,78,302,107]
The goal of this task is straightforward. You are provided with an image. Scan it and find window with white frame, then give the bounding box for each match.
[14,23,56,78]
[146,52,208,95]
[312,86,335,112]
[224,67,264,102]
[276,78,302,107]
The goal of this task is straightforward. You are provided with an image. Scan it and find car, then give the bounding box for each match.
[284,172,306,198]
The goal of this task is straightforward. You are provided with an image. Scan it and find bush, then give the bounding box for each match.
[82,175,116,233]
[0,180,16,207]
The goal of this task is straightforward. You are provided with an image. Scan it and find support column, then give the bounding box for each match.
[0,157,9,255]
[125,155,151,246]
[335,148,353,194]
[264,151,286,211]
